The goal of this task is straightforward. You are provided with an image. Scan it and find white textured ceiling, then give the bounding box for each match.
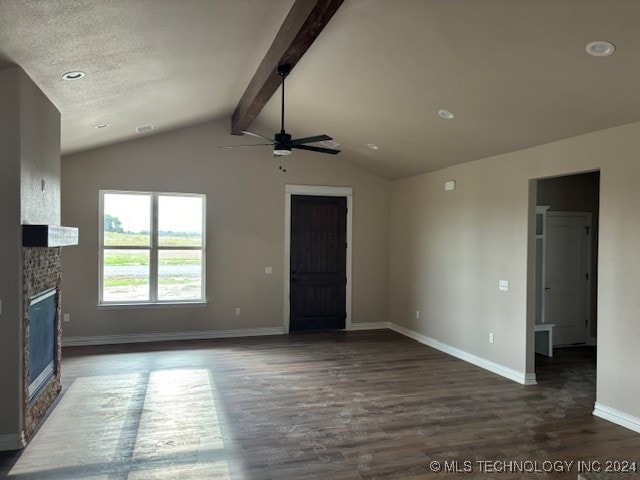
[2,1,640,180]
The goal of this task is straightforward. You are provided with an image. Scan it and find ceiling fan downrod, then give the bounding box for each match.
[274,64,293,156]
[277,64,290,134]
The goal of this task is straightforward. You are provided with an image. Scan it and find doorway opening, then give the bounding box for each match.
[532,171,600,388]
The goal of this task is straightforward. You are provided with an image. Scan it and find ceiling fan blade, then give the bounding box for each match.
[241,130,273,141]
[219,143,274,149]
[292,144,340,155]
[291,134,333,145]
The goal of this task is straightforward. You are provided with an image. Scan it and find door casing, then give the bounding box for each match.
[284,185,353,333]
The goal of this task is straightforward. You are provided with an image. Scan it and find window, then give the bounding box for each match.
[99,191,205,305]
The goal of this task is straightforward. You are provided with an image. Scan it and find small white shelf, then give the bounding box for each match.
[534,323,555,357]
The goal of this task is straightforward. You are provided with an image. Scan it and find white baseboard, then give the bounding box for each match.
[593,402,640,434]
[0,432,25,452]
[63,327,285,347]
[388,322,535,385]
[350,322,391,331]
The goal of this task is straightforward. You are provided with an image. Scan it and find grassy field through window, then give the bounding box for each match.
[103,232,203,301]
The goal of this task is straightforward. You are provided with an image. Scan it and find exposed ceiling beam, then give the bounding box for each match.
[230,0,344,135]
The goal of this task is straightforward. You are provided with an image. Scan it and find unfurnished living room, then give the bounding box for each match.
[1,1,640,479]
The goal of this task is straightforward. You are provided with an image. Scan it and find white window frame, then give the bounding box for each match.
[99,190,206,306]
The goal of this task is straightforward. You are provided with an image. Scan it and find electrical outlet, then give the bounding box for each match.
[415,310,420,319]
[235,307,240,317]
[265,266,273,274]
[63,313,70,323]
[489,332,495,343]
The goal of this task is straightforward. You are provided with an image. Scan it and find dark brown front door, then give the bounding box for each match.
[290,195,347,332]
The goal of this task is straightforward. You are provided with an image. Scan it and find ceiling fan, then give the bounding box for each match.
[221,64,340,156]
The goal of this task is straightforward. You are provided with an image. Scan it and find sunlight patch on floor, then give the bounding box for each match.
[9,369,231,480]
[131,369,229,479]
[9,373,141,478]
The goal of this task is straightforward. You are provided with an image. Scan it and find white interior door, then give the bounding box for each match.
[545,212,590,346]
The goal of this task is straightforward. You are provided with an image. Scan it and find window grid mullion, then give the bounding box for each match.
[149,194,159,302]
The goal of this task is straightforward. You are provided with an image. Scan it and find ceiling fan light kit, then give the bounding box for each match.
[220,64,340,162]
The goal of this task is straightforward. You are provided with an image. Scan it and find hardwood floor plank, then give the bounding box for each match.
[1,331,639,479]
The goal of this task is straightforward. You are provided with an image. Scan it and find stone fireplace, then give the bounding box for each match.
[20,225,77,442]
[21,247,63,441]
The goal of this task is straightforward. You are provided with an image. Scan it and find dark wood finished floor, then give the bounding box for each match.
[1,331,639,479]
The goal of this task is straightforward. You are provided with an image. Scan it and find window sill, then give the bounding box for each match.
[97,301,208,310]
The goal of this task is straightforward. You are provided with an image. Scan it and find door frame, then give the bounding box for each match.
[284,185,353,333]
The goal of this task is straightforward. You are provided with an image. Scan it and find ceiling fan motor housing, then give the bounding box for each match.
[274,131,292,155]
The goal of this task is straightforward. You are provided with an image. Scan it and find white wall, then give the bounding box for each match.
[61,119,390,339]
[389,121,640,424]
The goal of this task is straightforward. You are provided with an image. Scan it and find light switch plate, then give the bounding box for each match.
[265,266,272,274]
[499,280,509,291]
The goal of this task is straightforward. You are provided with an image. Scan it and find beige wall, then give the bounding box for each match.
[0,66,24,441]
[390,121,640,421]
[61,119,389,338]
[0,66,60,446]
[20,69,61,225]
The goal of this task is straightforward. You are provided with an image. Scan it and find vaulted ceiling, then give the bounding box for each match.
[2,1,640,180]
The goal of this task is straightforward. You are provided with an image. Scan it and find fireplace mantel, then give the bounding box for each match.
[22,225,79,248]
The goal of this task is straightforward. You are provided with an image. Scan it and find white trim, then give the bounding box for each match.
[350,322,391,331]
[97,301,208,310]
[388,322,534,385]
[593,402,640,434]
[283,185,353,333]
[285,185,353,196]
[62,327,284,347]
[0,433,25,451]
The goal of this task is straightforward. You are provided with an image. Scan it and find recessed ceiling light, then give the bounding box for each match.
[586,41,615,57]
[136,124,154,133]
[94,123,109,129]
[438,109,455,119]
[62,71,85,80]
[367,143,379,150]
